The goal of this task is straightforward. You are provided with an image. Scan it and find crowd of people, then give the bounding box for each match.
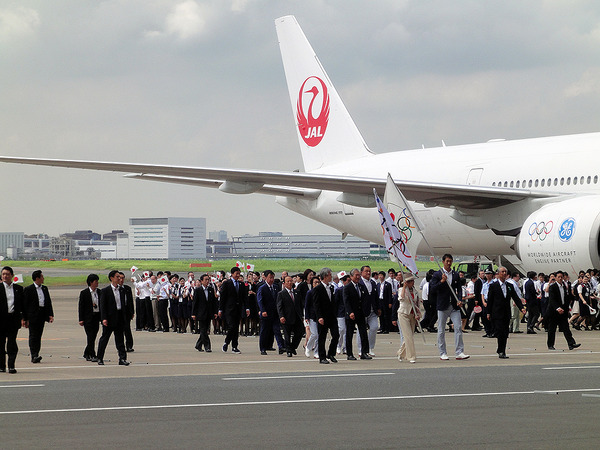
[1,255,596,371]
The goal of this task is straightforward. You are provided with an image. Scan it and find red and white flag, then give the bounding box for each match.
[13,274,23,283]
[236,261,243,268]
[159,275,168,284]
[246,263,254,272]
[143,271,150,278]
[130,266,138,273]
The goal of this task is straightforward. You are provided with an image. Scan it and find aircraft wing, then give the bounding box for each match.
[0,156,558,209]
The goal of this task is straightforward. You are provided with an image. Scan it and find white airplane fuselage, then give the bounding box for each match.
[278,131,600,258]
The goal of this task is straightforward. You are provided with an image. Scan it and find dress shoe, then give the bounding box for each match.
[232,348,241,354]
[126,348,134,352]
[347,355,357,361]
[32,356,42,363]
[498,353,509,359]
[205,349,212,353]
[0,368,5,373]
[513,330,523,334]
[90,357,99,362]
[328,355,338,363]
[319,359,330,364]
[409,360,416,364]
[197,348,204,352]
[98,359,104,365]
[527,330,537,334]
[85,356,92,361]
[260,350,268,355]
[287,352,292,357]
[569,343,581,350]
[267,347,276,351]
[292,349,297,355]
[148,328,156,332]
[456,353,470,360]
[278,348,285,355]
[8,368,16,374]
[440,353,449,360]
[222,344,228,353]
[360,354,372,360]
[118,359,130,366]
[548,346,556,350]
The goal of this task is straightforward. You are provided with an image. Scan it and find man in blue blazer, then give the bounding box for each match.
[257,270,284,355]
[429,254,470,361]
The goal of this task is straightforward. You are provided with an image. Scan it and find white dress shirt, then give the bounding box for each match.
[3,282,14,314]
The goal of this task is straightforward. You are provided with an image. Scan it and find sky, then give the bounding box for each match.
[1,1,600,238]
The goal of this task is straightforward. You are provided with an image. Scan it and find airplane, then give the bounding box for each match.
[0,15,598,275]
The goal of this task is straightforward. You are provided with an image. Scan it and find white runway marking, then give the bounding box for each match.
[222,372,394,381]
[543,366,600,370]
[0,384,45,388]
[1,387,599,415]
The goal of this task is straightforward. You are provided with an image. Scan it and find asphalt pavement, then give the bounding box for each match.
[1,287,599,448]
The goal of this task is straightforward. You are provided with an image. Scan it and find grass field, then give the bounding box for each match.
[8,259,443,286]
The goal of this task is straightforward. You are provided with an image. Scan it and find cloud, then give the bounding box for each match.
[145,1,209,41]
[564,68,600,98]
[0,6,40,42]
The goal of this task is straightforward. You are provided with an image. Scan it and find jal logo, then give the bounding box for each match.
[558,217,576,242]
[297,76,330,147]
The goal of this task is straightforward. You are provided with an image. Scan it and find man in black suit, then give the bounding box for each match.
[117,272,135,352]
[192,274,218,352]
[313,268,340,364]
[524,271,540,334]
[218,267,249,354]
[78,273,101,362]
[23,270,54,363]
[97,270,129,366]
[547,270,580,351]
[376,271,393,334]
[342,268,371,360]
[257,270,285,355]
[0,266,25,373]
[277,275,304,357]
[486,267,526,359]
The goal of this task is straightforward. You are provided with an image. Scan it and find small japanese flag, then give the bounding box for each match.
[143,271,150,277]
[130,266,138,273]
[246,263,254,271]
[236,261,243,268]
[211,276,218,283]
[337,271,346,278]
[13,274,23,283]
[160,275,168,283]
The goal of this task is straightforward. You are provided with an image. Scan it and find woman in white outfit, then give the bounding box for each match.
[393,276,422,363]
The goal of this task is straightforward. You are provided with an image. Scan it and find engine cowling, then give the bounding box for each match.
[516,196,600,273]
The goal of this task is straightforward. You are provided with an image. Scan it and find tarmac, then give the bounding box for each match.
[1,286,599,448]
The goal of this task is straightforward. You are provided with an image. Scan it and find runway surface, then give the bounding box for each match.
[1,287,599,448]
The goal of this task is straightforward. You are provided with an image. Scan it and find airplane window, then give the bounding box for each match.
[554,178,558,186]
[534,179,539,187]
[581,176,585,184]
[587,176,591,184]
[492,182,496,187]
[560,177,564,185]
[595,175,599,184]
[503,181,508,187]
[528,180,532,187]
[567,177,571,185]
[574,177,578,185]
[516,180,520,188]
[547,178,551,186]
[541,179,545,187]
[510,181,514,187]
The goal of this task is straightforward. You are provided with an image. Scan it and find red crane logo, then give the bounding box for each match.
[297,76,330,147]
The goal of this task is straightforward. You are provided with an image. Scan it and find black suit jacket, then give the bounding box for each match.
[78,287,101,324]
[0,283,24,332]
[219,278,248,319]
[547,282,571,317]
[359,278,381,316]
[192,285,217,321]
[277,288,303,325]
[121,284,135,321]
[429,270,462,311]
[343,281,367,321]
[312,283,337,321]
[487,281,524,322]
[99,284,126,327]
[257,283,281,316]
[23,283,54,322]
[378,281,393,308]
[524,279,538,304]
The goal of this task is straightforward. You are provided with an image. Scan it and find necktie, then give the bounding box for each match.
[356,283,361,297]
[234,280,239,293]
[290,290,294,301]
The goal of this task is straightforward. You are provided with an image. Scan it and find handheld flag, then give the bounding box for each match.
[159,275,168,283]
[236,261,243,268]
[143,271,150,278]
[13,274,23,283]
[246,263,255,272]
[130,266,138,273]
[374,189,419,275]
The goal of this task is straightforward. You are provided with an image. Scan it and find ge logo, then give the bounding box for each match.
[528,221,553,242]
[558,217,576,242]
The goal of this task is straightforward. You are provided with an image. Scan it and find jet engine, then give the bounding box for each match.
[515,196,600,273]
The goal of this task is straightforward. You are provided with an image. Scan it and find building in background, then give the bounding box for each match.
[128,217,206,260]
[209,230,228,242]
[0,232,24,259]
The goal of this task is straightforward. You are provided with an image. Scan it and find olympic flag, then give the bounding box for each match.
[374,189,419,275]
